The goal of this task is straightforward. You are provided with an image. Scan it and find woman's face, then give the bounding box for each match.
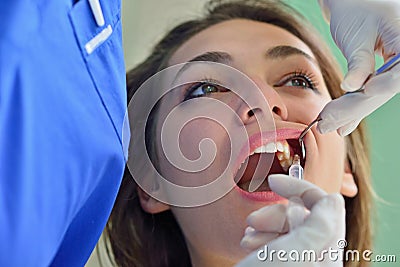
[148,19,352,266]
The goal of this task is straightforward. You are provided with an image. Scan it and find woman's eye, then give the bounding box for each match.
[274,71,319,91]
[283,76,314,89]
[185,82,228,100]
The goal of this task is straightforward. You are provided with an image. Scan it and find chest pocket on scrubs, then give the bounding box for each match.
[68,0,126,143]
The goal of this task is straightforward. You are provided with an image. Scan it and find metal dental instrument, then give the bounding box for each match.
[298,117,321,160]
[298,53,400,160]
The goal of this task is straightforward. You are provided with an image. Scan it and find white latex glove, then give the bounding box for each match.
[316,0,400,136]
[237,175,345,267]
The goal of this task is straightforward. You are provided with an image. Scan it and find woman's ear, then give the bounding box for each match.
[340,159,358,197]
[137,186,170,214]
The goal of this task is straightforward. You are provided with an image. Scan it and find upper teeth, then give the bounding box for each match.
[276,142,284,152]
[251,140,293,172]
[252,140,288,155]
[252,142,277,154]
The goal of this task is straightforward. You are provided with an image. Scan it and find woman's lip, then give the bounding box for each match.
[234,185,286,203]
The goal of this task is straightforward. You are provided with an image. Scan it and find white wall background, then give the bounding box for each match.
[122,0,208,71]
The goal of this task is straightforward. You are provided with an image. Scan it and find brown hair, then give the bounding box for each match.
[105,1,373,266]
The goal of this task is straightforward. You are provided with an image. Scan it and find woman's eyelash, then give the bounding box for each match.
[275,70,319,91]
[183,78,228,101]
[183,70,318,101]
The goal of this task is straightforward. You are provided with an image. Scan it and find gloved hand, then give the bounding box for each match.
[236,175,345,266]
[316,0,400,136]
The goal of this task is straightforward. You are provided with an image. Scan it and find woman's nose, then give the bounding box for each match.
[238,82,288,125]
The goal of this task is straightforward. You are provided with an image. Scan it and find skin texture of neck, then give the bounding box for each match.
[187,241,238,267]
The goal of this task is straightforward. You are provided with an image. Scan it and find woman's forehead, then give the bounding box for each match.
[168,19,316,66]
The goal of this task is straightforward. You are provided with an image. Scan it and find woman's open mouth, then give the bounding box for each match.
[233,130,306,201]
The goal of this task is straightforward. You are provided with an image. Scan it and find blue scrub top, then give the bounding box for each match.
[0,0,127,266]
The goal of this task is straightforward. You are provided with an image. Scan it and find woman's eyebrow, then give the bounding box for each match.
[266,45,316,63]
[173,51,233,83]
[173,46,315,83]
[187,51,233,64]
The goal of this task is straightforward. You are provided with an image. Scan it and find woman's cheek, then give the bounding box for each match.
[314,132,345,193]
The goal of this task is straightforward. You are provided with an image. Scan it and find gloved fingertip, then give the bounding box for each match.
[239,235,252,249]
[316,124,326,134]
[267,174,293,196]
[245,226,255,235]
[337,127,345,137]
[342,69,371,92]
[317,193,344,213]
[331,192,345,207]
[337,127,348,137]
[316,121,333,134]
[343,50,375,91]
[321,194,345,217]
[268,174,291,187]
[340,79,360,92]
[337,120,360,136]
[246,212,258,225]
